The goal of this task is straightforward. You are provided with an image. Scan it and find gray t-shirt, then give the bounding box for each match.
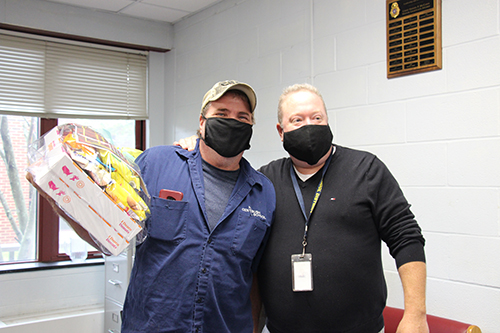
[202,159,239,231]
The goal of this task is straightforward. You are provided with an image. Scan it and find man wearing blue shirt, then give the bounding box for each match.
[121,80,276,333]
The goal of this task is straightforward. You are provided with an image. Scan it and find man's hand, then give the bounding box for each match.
[396,312,429,333]
[173,135,198,151]
[397,261,429,333]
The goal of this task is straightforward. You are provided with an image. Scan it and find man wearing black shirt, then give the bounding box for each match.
[255,83,428,333]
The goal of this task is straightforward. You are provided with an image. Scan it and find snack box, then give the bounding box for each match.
[29,127,143,255]
[35,168,129,256]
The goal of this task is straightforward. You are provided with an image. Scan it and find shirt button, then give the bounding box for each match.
[207,238,212,244]
[196,298,203,303]
[201,268,207,273]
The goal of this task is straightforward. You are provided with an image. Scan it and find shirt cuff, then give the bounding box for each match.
[394,241,426,268]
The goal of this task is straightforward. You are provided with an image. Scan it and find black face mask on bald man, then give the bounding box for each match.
[283,124,333,165]
[202,117,253,158]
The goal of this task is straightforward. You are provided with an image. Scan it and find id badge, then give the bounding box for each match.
[291,253,313,292]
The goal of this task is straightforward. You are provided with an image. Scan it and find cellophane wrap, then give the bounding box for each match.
[26,123,149,256]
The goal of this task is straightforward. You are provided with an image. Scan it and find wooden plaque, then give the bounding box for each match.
[386,0,442,78]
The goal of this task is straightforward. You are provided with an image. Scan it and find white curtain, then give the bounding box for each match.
[0,32,148,120]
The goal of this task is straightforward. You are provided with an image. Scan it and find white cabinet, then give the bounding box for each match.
[105,298,123,333]
[104,245,134,333]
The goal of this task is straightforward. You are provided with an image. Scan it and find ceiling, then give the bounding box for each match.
[39,0,223,23]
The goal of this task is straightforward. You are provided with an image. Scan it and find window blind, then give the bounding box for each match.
[0,33,148,119]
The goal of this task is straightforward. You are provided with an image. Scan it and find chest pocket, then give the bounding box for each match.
[231,208,269,261]
[148,196,188,243]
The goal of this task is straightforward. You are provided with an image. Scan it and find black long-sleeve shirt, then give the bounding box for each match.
[258,145,425,333]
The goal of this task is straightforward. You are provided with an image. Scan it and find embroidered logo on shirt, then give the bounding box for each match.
[242,206,266,220]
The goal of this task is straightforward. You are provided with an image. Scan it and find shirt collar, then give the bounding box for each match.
[175,138,262,188]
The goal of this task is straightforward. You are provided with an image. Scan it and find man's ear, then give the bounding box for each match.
[276,123,284,142]
[199,115,205,136]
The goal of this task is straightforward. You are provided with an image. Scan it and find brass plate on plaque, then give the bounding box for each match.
[386,0,442,78]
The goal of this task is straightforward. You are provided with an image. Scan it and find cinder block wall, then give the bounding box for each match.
[164,0,500,332]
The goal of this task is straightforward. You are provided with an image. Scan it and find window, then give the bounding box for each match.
[0,115,38,263]
[0,31,147,265]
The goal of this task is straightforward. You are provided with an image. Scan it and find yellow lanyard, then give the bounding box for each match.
[290,151,333,256]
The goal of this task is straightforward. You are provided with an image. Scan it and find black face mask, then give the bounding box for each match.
[283,124,333,165]
[202,117,253,157]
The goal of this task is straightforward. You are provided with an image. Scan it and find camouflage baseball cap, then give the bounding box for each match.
[201,80,257,114]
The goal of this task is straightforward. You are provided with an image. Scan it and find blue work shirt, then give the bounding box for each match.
[121,142,276,333]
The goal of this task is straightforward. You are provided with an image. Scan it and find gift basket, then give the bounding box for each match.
[26,123,150,256]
